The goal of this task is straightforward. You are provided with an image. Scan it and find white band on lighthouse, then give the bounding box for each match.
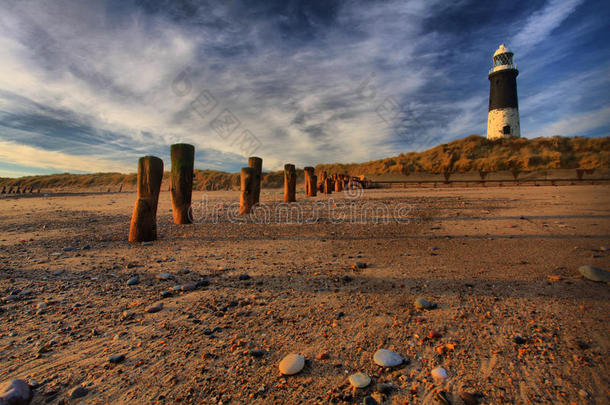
[487,107,520,139]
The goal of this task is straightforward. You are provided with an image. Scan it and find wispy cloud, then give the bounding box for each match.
[513,0,584,53]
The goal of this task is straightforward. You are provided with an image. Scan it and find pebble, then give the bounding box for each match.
[36,302,47,310]
[109,354,125,363]
[373,349,402,367]
[355,262,367,269]
[342,275,353,282]
[142,241,153,246]
[348,372,371,388]
[69,386,88,399]
[578,389,588,398]
[238,274,251,281]
[363,396,378,405]
[431,367,448,381]
[146,302,163,313]
[0,378,31,405]
[414,297,436,310]
[578,265,610,283]
[62,246,75,252]
[181,283,198,291]
[513,336,526,345]
[249,349,266,357]
[127,276,139,285]
[279,353,305,375]
[156,273,173,281]
[375,383,394,394]
[316,352,329,360]
[181,268,190,274]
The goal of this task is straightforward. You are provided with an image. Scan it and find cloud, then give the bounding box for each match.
[0,140,133,173]
[513,0,584,53]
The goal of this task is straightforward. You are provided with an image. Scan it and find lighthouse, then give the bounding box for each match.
[487,44,520,139]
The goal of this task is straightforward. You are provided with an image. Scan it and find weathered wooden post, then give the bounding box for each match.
[8,186,13,194]
[312,175,318,196]
[170,143,195,224]
[16,187,21,194]
[283,164,296,202]
[335,174,343,192]
[304,167,314,197]
[323,172,332,194]
[240,167,256,214]
[1,186,5,194]
[128,156,164,242]
[248,157,262,205]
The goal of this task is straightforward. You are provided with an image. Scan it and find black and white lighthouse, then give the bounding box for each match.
[487,44,520,139]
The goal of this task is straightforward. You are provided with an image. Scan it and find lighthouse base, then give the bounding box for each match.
[487,107,520,139]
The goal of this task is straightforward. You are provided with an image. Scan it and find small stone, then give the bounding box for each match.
[431,367,448,381]
[349,372,371,388]
[181,268,190,274]
[122,310,133,319]
[355,262,367,269]
[578,389,588,398]
[82,244,91,250]
[316,352,329,360]
[142,241,153,246]
[197,279,210,288]
[69,386,88,399]
[36,302,48,310]
[513,336,526,345]
[373,349,402,367]
[109,354,125,363]
[279,353,305,375]
[181,283,198,291]
[172,285,182,291]
[160,291,172,298]
[363,396,378,405]
[156,273,173,281]
[63,246,75,252]
[249,349,266,358]
[375,383,394,394]
[578,265,610,283]
[146,302,163,313]
[0,379,31,405]
[428,330,442,338]
[127,276,139,285]
[414,297,436,310]
[342,275,353,282]
[238,274,251,281]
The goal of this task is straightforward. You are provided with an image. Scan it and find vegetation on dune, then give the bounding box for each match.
[1,135,607,191]
[315,135,609,176]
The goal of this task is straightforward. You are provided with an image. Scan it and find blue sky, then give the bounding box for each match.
[0,0,608,177]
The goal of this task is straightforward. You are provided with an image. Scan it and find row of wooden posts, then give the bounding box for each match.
[1,186,39,194]
[128,144,355,242]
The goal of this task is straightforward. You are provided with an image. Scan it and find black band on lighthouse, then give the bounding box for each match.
[488,69,519,111]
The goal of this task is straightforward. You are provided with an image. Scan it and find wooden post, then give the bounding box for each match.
[240,167,256,214]
[335,175,343,192]
[170,143,195,224]
[248,157,262,205]
[283,164,296,202]
[304,167,314,197]
[312,175,318,196]
[1,186,5,194]
[128,156,164,242]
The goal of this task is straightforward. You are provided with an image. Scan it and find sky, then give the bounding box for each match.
[0,0,608,177]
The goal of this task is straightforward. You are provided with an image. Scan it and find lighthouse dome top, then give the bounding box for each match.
[493,44,513,57]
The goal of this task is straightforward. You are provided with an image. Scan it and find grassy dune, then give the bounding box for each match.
[1,135,608,191]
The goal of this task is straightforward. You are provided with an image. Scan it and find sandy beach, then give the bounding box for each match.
[1,184,609,404]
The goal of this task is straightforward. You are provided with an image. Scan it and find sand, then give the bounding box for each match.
[0,185,609,404]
